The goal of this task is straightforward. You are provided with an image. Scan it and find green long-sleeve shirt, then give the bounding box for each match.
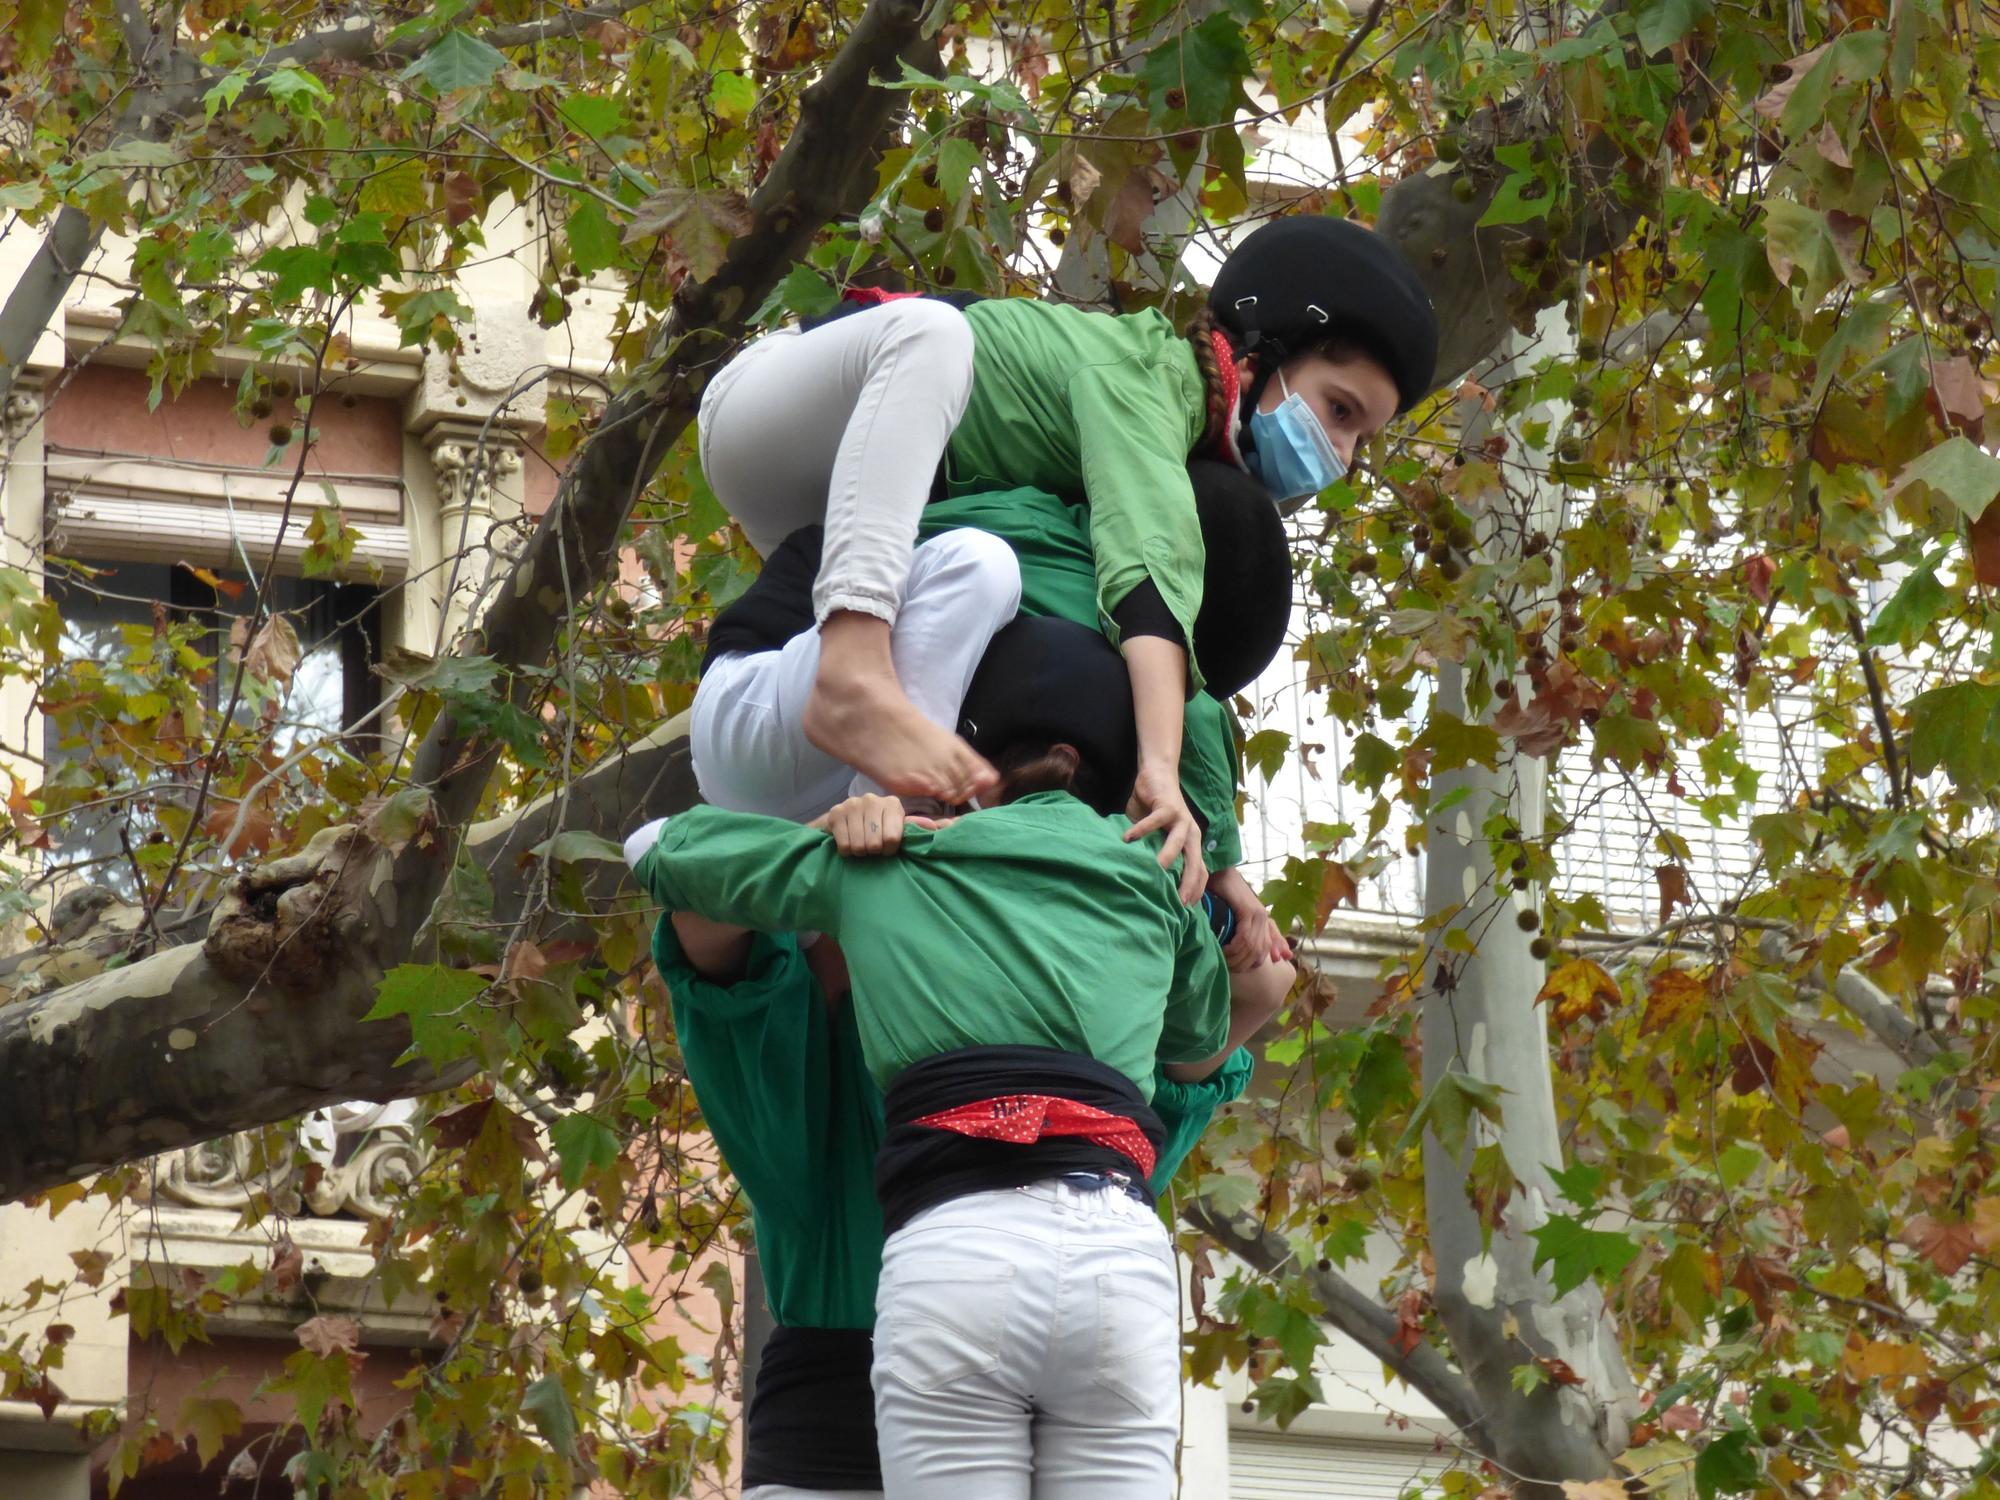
[950,300,1211,690]
[652,919,1253,1329]
[632,792,1231,1099]
[917,486,1244,871]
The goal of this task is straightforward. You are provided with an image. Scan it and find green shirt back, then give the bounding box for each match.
[634,793,1231,1099]
[648,918,1254,1330]
[950,300,1211,688]
[917,486,1243,871]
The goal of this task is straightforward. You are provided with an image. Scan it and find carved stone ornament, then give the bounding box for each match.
[427,431,523,513]
[156,1099,422,1219]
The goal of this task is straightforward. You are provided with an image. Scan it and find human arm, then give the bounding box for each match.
[626,806,845,936]
[1161,956,1294,1083]
[647,917,837,1228]
[1123,635,1205,904]
[1067,357,1209,681]
[1207,864,1292,969]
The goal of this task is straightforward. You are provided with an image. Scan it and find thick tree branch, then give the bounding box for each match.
[0,207,102,411]
[1182,1197,1491,1452]
[1607,305,1711,365]
[385,0,928,927]
[1378,8,1713,395]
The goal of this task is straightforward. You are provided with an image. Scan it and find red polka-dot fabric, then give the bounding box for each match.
[912,1095,1157,1179]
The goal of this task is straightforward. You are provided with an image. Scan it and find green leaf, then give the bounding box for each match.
[253,246,336,302]
[752,264,839,326]
[177,1396,242,1467]
[1143,13,1252,124]
[1546,1159,1604,1207]
[533,830,630,865]
[1629,0,1708,54]
[559,93,624,138]
[359,156,427,217]
[937,137,980,204]
[1865,564,1948,649]
[549,1112,621,1190]
[1895,436,2000,520]
[708,70,757,121]
[521,1373,579,1456]
[1347,1029,1413,1132]
[262,65,330,112]
[1530,1214,1641,1297]
[1908,681,2000,792]
[1762,199,1845,308]
[363,963,490,1067]
[1413,713,1501,774]
[1400,1070,1507,1159]
[1778,32,1889,137]
[402,28,508,93]
[1694,1429,1760,1500]
[565,198,623,277]
[12,0,63,67]
[1241,728,1291,784]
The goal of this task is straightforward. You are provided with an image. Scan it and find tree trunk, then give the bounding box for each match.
[1418,307,1640,1490]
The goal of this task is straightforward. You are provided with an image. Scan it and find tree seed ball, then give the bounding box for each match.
[1517,910,1540,932]
[1529,937,1553,960]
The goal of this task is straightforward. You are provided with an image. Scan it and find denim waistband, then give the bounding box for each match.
[1052,1169,1152,1208]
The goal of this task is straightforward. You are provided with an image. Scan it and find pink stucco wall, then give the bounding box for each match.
[45,367,403,476]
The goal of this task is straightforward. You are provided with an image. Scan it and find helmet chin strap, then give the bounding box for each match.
[1240,345,1285,430]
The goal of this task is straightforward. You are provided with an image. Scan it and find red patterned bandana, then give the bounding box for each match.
[913,1094,1158,1180]
[1210,326,1244,466]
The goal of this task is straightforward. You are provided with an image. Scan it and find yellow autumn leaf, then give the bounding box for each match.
[1537,958,1621,1026]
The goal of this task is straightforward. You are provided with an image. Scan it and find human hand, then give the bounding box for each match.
[808,794,941,856]
[1209,865,1291,970]
[1124,763,1206,904]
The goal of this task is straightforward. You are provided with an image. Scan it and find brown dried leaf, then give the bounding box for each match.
[1104,164,1175,254]
[1928,354,1987,441]
[444,171,481,228]
[296,1314,361,1358]
[1814,121,1853,168]
[1655,862,1691,925]
[244,614,301,687]
[1968,501,2000,587]
[269,1234,304,1294]
[1902,1214,1979,1275]
[1741,553,1776,605]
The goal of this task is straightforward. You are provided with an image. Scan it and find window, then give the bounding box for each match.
[41,562,385,891]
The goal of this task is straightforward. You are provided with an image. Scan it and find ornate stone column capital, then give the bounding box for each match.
[425,425,525,515]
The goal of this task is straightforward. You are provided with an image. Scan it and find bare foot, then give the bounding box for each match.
[805,670,996,803]
[809,612,997,803]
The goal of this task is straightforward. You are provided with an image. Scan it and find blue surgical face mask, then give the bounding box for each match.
[1246,372,1346,503]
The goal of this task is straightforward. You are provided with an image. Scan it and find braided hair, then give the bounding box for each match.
[1185,306,1238,456]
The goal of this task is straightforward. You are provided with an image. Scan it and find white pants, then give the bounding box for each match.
[872,1180,1182,1500]
[698,298,978,626]
[690,529,1022,822]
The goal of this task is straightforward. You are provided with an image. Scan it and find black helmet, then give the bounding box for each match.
[1191,460,1293,698]
[958,617,1138,816]
[1209,216,1438,414]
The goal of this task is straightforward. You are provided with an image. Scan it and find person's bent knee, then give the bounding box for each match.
[921,529,1022,623]
[877,299,976,404]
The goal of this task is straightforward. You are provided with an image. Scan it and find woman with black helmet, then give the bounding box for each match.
[695,215,1439,904]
